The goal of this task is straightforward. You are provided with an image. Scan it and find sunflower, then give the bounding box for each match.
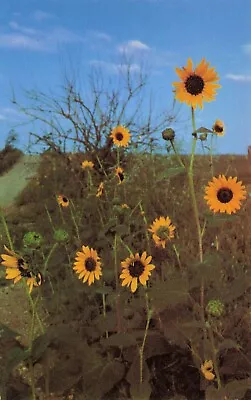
[204,175,247,214]
[1,246,42,293]
[110,125,131,147]
[96,182,104,198]
[200,360,215,381]
[121,203,130,209]
[57,195,70,207]
[212,119,225,136]
[115,167,125,184]
[120,251,156,293]
[81,160,94,170]
[73,245,102,285]
[148,216,176,248]
[172,58,221,109]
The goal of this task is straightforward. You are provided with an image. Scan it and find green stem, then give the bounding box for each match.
[139,202,151,253]
[69,202,80,241]
[209,134,214,177]
[114,234,122,333]
[102,291,108,339]
[44,204,56,233]
[0,208,14,251]
[139,291,152,384]
[170,140,186,168]
[207,323,221,389]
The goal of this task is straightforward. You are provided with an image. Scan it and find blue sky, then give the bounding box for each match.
[0,0,250,154]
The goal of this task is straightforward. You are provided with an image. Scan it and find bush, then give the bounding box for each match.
[0,145,23,175]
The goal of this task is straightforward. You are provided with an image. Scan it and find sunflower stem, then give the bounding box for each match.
[114,233,122,333]
[209,134,214,177]
[95,154,108,178]
[139,202,151,253]
[0,208,14,251]
[207,322,221,389]
[189,107,207,359]
[139,291,152,385]
[102,291,109,339]
[69,201,81,241]
[172,243,184,274]
[44,204,56,233]
[170,140,186,168]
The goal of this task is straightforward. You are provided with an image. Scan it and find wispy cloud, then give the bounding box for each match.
[89,60,141,74]
[87,30,111,42]
[0,107,25,122]
[242,43,251,56]
[225,73,251,82]
[32,10,55,21]
[118,40,150,54]
[0,22,86,52]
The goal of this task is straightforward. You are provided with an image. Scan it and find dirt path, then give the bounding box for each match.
[0,154,41,209]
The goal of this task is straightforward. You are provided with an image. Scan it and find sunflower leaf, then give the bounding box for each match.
[95,360,125,396]
[127,354,151,400]
[156,166,186,182]
[100,332,137,348]
[196,126,213,133]
[204,212,239,226]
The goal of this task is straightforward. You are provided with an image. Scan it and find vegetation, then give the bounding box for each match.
[0,58,251,400]
[0,130,23,175]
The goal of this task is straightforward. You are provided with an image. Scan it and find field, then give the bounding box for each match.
[0,148,251,400]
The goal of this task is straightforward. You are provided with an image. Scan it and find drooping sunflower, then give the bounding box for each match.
[96,182,104,198]
[172,58,221,109]
[1,245,42,293]
[73,245,102,286]
[81,160,94,170]
[148,216,176,248]
[204,175,247,214]
[57,194,70,207]
[115,167,125,184]
[212,119,225,136]
[200,360,215,381]
[120,251,156,293]
[110,125,131,147]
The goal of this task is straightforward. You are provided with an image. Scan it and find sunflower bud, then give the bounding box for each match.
[53,229,69,243]
[206,299,225,317]
[199,133,208,141]
[162,128,175,141]
[23,232,43,248]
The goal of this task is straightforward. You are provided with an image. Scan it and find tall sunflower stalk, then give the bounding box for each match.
[172,57,222,387]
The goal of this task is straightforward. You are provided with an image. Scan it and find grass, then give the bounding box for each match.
[0,146,251,400]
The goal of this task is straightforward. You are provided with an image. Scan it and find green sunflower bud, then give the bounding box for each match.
[206,299,225,317]
[54,229,69,243]
[162,128,175,141]
[199,133,208,141]
[23,232,43,248]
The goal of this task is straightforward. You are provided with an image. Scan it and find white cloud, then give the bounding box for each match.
[242,44,251,55]
[225,73,251,82]
[118,40,150,54]
[87,30,111,42]
[32,10,55,21]
[0,107,25,122]
[89,60,141,74]
[0,23,86,52]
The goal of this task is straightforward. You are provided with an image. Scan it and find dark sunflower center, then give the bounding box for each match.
[17,258,25,267]
[63,197,68,203]
[217,187,233,203]
[156,226,169,240]
[129,260,145,277]
[118,172,124,181]
[185,74,204,96]
[214,125,223,133]
[85,257,96,271]
[115,133,123,141]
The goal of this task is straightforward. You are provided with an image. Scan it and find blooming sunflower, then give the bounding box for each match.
[57,195,70,207]
[212,119,225,136]
[204,175,247,214]
[148,216,176,248]
[110,125,131,147]
[115,167,125,184]
[96,182,104,198]
[1,245,42,293]
[73,245,102,285]
[120,251,156,293]
[172,58,221,109]
[81,160,94,170]
[200,360,215,381]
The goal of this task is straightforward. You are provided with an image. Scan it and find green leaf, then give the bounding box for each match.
[31,331,54,363]
[204,212,239,227]
[0,323,20,341]
[5,346,30,379]
[127,354,151,400]
[196,126,213,133]
[156,166,186,182]
[218,339,241,352]
[94,286,113,295]
[96,360,125,396]
[150,278,189,312]
[100,332,137,348]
